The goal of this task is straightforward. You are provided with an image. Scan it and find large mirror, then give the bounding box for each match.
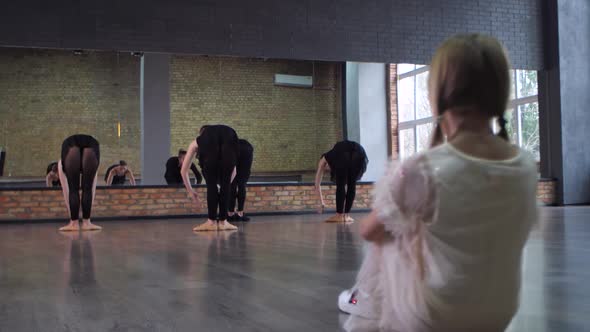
[0,47,540,189]
[0,47,344,188]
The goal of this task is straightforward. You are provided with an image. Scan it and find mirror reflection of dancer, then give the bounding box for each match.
[46,162,60,187]
[181,125,239,232]
[315,140,368,223]
[58,134,102,232]
[165,149,202,185]
[105,160,136,186]
[228,139,254,222]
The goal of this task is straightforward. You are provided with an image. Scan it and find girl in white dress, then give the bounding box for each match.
[338,34,539,332]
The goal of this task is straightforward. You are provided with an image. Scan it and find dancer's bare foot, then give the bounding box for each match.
[325,213,345,223]
[218,220,238,231]
[59,221,80,232]
[193,219,218,232]
[81,219,102,231]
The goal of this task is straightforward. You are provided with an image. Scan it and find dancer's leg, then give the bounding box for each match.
[59,147,81,231]
[80,148,101,231]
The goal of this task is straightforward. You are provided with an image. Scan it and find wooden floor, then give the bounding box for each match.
[0,208,588,331]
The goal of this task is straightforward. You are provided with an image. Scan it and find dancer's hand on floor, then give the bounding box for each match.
[318,203,325,214]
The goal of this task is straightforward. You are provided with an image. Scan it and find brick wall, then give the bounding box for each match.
[0,180,557,221]
[0,49,141,177]
[0,0,544,69]
[170,56,342,172]
[0,184,372,221]
[538,180,557,206]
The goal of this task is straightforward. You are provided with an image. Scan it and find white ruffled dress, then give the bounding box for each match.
[344,143,538,332]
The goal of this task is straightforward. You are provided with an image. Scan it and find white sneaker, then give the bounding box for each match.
[338,289,377,319]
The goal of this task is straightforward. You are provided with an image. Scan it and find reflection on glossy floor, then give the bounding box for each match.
[0,208,588,331]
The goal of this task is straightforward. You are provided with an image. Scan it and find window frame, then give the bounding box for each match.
[397,65,434,158]
[507,70,539,148]
[397,66,540,160]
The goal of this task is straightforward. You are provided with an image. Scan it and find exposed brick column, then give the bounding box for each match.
[389,64,399,159]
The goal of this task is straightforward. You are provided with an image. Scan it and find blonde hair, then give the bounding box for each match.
[428,34,511,147]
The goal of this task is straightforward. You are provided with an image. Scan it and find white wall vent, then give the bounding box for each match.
[274,74,313,88]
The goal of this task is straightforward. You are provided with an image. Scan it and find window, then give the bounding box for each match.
[505,70,539,160]
[396,65,539,160]
[399,128,416,160]
[397,64,434,159]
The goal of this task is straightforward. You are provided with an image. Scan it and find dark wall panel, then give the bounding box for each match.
[0,0,543,68]
[558,0,590,204]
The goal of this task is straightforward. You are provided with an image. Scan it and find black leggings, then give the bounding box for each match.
[202,164,233,221]
[335,174,357,214]
[62,146,99,221]
[229,178,247,212]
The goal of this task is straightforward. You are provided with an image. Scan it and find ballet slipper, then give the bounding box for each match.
[345,215,355,223]
[59,221,80,232]
[193,220,218,232]
[80,220,102,231]
[218,220,238,231]
[325,214,345,223]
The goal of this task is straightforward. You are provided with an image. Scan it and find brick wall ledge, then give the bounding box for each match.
[0,181,374,191]
[0,183,374,222]
[0,180,558,222]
